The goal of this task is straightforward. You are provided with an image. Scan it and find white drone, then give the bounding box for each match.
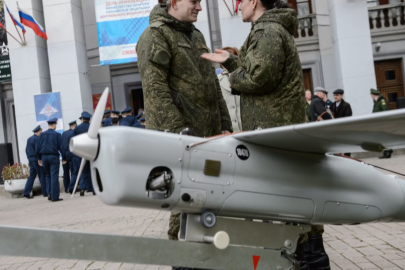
[1,88,405,270]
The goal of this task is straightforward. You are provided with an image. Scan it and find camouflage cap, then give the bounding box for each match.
[370,88,380,95]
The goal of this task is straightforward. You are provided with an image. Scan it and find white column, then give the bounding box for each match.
[328,0,377,116]
[6,0,52,164]
[43,0,93,130]
[313,0,338,93]
[82,0,113,103]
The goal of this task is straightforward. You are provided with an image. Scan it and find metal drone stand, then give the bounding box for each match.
[0,214,310,270]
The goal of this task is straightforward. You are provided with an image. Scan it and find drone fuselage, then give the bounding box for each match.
[90,128,405,225]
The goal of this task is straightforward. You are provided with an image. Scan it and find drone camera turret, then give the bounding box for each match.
[146,168,174,200]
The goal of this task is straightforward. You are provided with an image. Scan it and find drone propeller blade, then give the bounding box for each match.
[88,87,109,139]
[71,158,87,198]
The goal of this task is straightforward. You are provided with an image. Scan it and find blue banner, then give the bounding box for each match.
[95,0,158,66]
[34,92,64,134]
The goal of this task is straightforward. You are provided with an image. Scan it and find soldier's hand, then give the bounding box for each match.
[38,160,43,166]
[62,160,67,165]
[201,49,230,64]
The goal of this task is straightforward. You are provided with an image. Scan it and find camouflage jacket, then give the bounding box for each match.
[136,4,232,137]
[223,8,306,130]
[373,95,389,113]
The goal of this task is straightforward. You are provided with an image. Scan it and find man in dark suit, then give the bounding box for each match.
[120,107,137,126]
[310,87,333,122]
[330,89,353,157]
[104,110,120,127]
[68,112,95,195]
[330,89,352,119]
[23,125,46,198]
[61,120,77,193]
[37,118,66,202]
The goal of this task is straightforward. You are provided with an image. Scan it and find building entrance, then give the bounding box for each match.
[374,59,404,110]
[129,88,144,115]
[303,69,313,92]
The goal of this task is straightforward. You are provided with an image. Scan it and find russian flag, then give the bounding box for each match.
[18,7,47,40]
[235,0,241,14]
[6,5,26,34]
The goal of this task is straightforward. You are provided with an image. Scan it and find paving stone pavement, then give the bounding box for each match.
[0,155,404,270]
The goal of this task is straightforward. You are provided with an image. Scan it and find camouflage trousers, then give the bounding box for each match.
[298,224,325,244]
[168,212,181,240]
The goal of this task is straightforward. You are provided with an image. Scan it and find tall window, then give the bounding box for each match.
[287,0,312,15]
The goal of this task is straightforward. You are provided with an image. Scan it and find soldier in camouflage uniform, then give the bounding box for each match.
[202,2,306,130]
[371,88,389,113]
[202,1,329,269]
[137,0,232,245]
[371,88,393,159]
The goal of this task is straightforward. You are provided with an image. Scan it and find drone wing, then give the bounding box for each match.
[232,109,405,154]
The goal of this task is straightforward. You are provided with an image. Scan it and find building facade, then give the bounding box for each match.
[0,0,404,165]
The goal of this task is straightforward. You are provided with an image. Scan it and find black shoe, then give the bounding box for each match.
[80,190,85,196]
[52,198,63,202]
[379,149,393,159]
[23,194,34,199]
[295,242,309,270]
[307,235,330,270]
[48,195,51,201]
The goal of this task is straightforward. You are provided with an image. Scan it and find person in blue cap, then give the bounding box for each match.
[133,109,144,127]
[22,125,46,199]
[104,110,120,127]
[37,118,66,202]
[68,112,95,196]
[103,109,111,121]
[61,120,77,193]
[119,107,137,126]
[137,117,146,129]
[102,110,111,127]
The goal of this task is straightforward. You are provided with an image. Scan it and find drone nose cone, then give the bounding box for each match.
[70,133,99,161]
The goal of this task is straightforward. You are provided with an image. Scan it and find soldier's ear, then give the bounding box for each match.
[172,0,178,10]
[252,0,258,9]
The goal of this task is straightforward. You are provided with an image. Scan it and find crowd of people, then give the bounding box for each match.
[22,107,147,202]
[304,86,392,158]
[102,107,146,128]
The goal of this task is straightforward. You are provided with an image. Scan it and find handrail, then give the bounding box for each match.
[295,14,317,39]
[368,2,405,11]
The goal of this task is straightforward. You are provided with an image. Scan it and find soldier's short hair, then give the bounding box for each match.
[166,0,182,10]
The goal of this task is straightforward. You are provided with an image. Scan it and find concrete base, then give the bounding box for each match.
[0,177,66,199]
